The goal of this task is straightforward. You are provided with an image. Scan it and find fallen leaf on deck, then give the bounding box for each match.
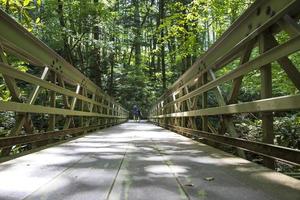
[204,177,214,181]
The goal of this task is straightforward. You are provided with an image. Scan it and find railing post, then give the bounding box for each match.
[202,72,208,132]
[48,71,57,131]
[259,32,275,169]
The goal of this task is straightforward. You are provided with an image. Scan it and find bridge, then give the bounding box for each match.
[0,0,300,199]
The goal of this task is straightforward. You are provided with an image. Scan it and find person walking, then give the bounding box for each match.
[132,105,141,122]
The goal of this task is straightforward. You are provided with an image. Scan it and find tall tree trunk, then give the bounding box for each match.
[150,37,156,79]
[109,53,114,95]
[57,0,73,64]
[159,0,166,90]
[133,0,141,68]
[91,0,102,88]
[183,0,192,71]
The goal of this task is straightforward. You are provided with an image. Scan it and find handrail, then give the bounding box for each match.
[0,9,128,156]
[149,0,300,166]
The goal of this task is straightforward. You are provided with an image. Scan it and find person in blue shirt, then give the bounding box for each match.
[132,105,141,122]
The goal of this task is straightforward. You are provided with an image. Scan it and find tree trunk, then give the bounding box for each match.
[133,0,141,68]
[57,0,73,64]
[109,53,114,95]
[90,0,102,88]
[159,0,166,90]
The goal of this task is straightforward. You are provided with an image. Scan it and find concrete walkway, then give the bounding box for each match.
[0,121,299,200]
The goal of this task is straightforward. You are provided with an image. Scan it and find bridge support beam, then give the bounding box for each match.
[259,32,275,169]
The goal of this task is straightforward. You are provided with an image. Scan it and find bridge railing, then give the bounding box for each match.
[149,0,300,167]
[0,9,128,156]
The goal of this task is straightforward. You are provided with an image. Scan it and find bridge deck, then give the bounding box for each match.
[0,122,299,200]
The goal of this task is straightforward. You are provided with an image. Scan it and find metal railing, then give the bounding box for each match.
[0,9,128,156]
[149,0,300,167]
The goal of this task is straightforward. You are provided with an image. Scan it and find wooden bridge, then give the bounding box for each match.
[0,0,300,199]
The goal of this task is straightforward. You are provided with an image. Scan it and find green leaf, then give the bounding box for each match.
[23,0,31,7]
